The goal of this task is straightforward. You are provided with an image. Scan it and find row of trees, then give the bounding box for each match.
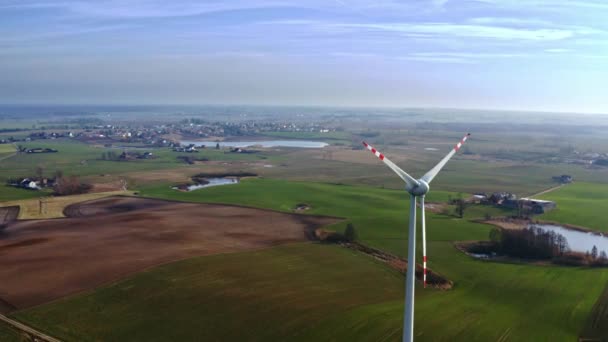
[100,151,121,161]
[490,226,569,259]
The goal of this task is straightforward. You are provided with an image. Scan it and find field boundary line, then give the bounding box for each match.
[0,313,62,342]
[529,184,565,198]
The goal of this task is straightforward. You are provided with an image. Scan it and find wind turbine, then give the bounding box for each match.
[362,133,470,342]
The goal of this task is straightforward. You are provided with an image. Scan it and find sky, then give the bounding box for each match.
[0,0,607,114]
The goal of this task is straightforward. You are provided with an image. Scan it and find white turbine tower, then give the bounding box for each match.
[362,133,470,342]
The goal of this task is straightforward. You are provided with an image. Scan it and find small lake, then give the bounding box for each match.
[172,178,239,192]
[531,224,608,254]
[180,140,328,148]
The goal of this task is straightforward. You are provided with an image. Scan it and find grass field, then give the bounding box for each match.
[0,322,20,342]
[539,182,608,231]
[0,186,49,202]
[11,178,608,341]
[0,140,272,180]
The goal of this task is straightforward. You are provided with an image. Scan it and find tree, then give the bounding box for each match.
[344,223,358,242]
[54,174,91,196]
[591,245,598,260]
[453,193,467,218]
[600,251,607,262]
[489,228,502,243]
[35,165,44,180]
[216,143,220,150]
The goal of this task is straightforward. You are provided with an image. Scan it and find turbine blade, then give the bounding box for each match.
[421,196,427,288]
[362,141,419,187]
[421,133,470,184]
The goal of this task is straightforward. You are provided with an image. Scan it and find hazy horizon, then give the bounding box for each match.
[1,0,607,114]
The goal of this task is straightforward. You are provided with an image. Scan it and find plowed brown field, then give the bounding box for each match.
[0,197,339,311]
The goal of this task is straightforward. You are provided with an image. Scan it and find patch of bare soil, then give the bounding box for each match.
[0,197,341,311]
[342,242,453,290]
[482,218,529,230]
[0,298,16,314]
[0,206,19,229]
[422,202,449,214]
[88,180,127,193]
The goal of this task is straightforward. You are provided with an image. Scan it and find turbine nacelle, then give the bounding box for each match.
[406,179,429,196]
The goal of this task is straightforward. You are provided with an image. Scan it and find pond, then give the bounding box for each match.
[531,224,608,255]
[180,140,328,148]
[172,178,239,192]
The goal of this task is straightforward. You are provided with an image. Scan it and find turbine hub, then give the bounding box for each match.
[407,180,429,196]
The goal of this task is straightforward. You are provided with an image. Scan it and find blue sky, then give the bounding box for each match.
[1,0,607,113]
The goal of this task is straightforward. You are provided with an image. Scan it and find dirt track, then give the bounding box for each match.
[0,197,340,311]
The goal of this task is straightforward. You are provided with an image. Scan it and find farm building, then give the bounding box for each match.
[552,175,573,184]
[519,198,557,214]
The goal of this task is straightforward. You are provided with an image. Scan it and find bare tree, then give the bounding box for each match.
[35,165,44,180]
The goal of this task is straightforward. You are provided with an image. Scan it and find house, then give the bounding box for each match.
[20,178,39,190]
[488,192,517,205]
[552,175,573,184]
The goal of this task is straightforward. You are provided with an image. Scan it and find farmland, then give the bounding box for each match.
[0,190,134,219]
[0,196,336,310]
[0,143,16,154]
[539,182,608,232]
[3,110,608,341]
[7,179,608,341]
[0,322,20,342]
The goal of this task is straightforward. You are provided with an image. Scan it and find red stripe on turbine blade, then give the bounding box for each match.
[423,269,427,275]
[423,256,427,262]
[379,154,384,160]
[371,148,377,153]
[362,141,368,147]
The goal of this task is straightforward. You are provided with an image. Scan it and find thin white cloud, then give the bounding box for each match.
[0,0,298,18]
[467,17,552,26]
[544,48,570,53]
[336,22,577,41]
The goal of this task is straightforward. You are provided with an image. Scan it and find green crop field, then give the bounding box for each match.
[11,179,608,341]
[0,186,49,202]
[0,322,20,342]
[539,182,608,231]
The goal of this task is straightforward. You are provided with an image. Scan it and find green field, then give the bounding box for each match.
[539,182,608,231]
[0,322,20,342]
[10,179,608,341]
[0,140,271,180]
[15,241,608,341]
[0,186,49,202]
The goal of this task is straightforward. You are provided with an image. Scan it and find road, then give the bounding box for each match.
[0,314,62,342]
